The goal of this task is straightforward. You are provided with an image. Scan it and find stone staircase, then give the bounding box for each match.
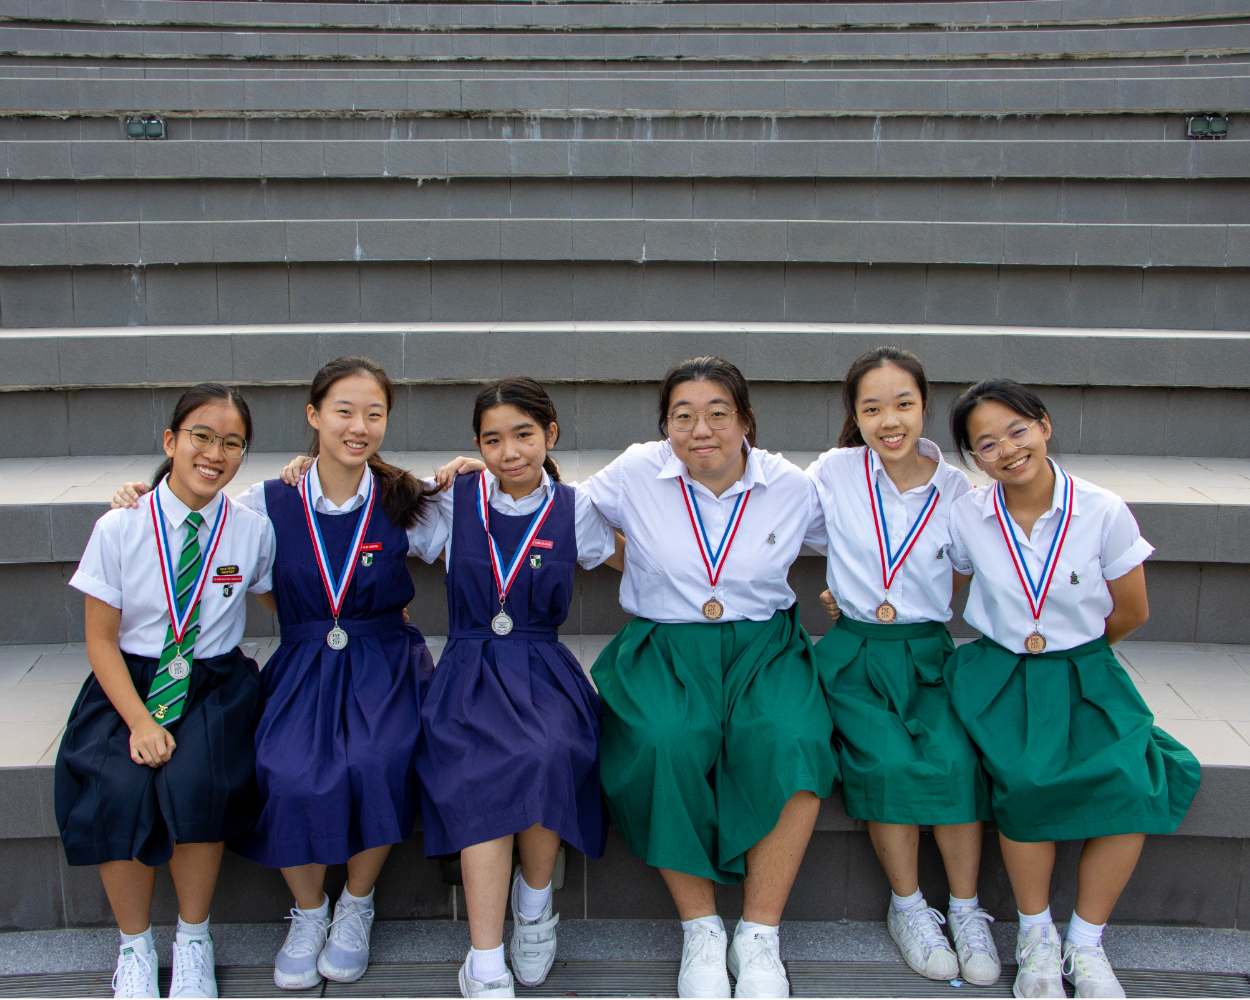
[0,0,1247,936]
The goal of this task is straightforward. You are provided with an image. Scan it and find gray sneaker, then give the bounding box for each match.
[509,867,559,987]
[317,893,375,983]
[458,952,516,998]
[274,901,329,990]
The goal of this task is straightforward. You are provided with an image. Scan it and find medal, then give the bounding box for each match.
[678,479,751,621]
[864,450,939,625]
[992,462,1074,655]
[300,464,375,649]
[477,472,555,635]
[167,654,191,680]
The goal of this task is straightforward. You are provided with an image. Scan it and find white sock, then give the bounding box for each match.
[470,944,507,982]
[1018,906,1053,932]
[298,894,330,917]
[681,914,725,935]
[891,888,924,912]
[1066,912,1106,949]
[340,886,374,908]
[735,918,779,939]
[949,893,979,912]
[176,915,210,941]
[517,874,552,921]
[119,927,154,951]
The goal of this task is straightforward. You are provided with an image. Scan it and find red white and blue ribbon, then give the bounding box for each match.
[992,461,1075,623]
[865,449,940,594]
[679,480,751,591]
[477,471,555,607]
[151,479,229,645]
[300,464,375,618]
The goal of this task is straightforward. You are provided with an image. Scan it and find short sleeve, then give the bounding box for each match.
[233,480,268,516]
[407,478,452,563]
[1101,498,1154,581]
[801,472,828,555]
[248,517,277,594]
[946,509,975,576]
[580,451,628,530]
[69,512,125,608]
[573,489,617,569]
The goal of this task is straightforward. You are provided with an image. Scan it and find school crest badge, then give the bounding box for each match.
[361,553,373,567]
[222,583,233,597]
[530,554,542,569]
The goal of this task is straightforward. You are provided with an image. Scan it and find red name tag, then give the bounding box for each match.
[531,539,553,550]
[213,575,243,583]
[361,543,383,551]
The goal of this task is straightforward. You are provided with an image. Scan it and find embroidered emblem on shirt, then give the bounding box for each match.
[530,554,542,569]
[222,583,233,597]
[768,533,776,544]
[1071,571,1079,584]
[361,553,373,567]
[936,548,944,560]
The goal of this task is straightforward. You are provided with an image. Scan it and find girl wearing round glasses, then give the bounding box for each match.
[943,379,1199,1000]
[583,357,838,999]
[803,347,998,988]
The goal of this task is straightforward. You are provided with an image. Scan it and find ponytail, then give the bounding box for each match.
[472,377,562,482]
[152,383,252,489]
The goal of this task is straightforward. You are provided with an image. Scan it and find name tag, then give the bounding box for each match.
[213,575,243,583]
[531,539,553,550]
[361,543,383,552]
[216,565,239,575]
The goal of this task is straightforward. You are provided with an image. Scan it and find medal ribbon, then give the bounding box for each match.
[679,480,751,592]
[151,482,228,646]
[864,449,940,595]
[992,461,1075,624]
[300,465,375,619]
[477,471,556,608]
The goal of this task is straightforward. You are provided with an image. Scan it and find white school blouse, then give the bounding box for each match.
[233,461,448,564]
[581,439,819,623]
[70,479,277,659]
[428,468,617,571]
[804,440,973,625]
[947,465,1154,654]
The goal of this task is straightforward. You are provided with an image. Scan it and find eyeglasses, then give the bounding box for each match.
[178,425,248,459]
[975,420,1039,463]
[668,407,738,433]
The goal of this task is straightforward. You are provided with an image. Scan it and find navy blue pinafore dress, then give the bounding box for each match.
[230,479,432,868]
[415,474,607,859]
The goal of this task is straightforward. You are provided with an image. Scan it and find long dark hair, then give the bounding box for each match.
[837,346,930,448]
[949,378,1051,465]
[151,383,252,489]
[657,356,757,447]
[472,377,562,483]
[307,356,434,530]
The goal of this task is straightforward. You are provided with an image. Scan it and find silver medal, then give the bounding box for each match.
[491,611,514,636]
[168,654,191,680]
[327,626,349,650]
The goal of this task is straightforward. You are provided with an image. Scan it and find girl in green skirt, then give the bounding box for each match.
[583,357,839,999]
[944,379,1200,1000]
[804,348,998,987]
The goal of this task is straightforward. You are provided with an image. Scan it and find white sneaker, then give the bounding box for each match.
[169,933,217,998]
[1013,923,1065,998]
[678,919,731,998]
[1063,940,1127,998]
[112,936,158,999]
[727,922,788,998]
[887,901,960,981]
[509,867,559,987]
[274,903,330,990]
[458,951,516,998]
[948,905,1001,986]
[317,893,375,983]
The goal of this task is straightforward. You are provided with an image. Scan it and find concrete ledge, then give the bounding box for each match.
[4,139,1248,181]
[0,219,1247,269]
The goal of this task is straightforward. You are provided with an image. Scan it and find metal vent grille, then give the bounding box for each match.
[2,960,1247,998]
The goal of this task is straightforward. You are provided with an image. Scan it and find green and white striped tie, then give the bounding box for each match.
[145,511,203,727]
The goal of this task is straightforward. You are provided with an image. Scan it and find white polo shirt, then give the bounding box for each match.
[581,439,819,623]
[947,464,1154,654]
[70,479,276,660]
[804,440,973,625]
[429,468,617,570]
[234,460,448,564]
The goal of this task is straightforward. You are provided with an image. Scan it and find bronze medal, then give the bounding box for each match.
[1025,629,1047,655]
[702,598,724,621]
[874,600,897,624]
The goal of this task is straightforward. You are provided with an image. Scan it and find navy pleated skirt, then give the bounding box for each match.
[55,647,263,867]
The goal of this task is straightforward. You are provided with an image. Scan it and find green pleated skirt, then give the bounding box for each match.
[815,616,991,827]
[943,635,1201,843]
[591,604,838,883]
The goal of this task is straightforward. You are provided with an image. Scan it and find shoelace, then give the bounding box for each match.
[111,947,153,996]
[1019,929,1061,974]
[172,938,211,991]
[949,906,996,955]
[283,908,329,958]
[686,924,724,966]
[1062,943,1116,981]
[736,933,786,979]
[903,904,951,952]
[328,904,375,953]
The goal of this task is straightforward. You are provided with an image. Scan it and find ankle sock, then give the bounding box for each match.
[298,894,330,918]
[735,919,779,939]
[340,886,374,908]
[470,944,507,982]
[891,888,924,913]
[1066,912,1106,949]
[517,875,552,921]
[119,927,154,951]
[681,914,725,935]
[176,916,210,941]
[949,893,979,912]
[1018,906,1053,932]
